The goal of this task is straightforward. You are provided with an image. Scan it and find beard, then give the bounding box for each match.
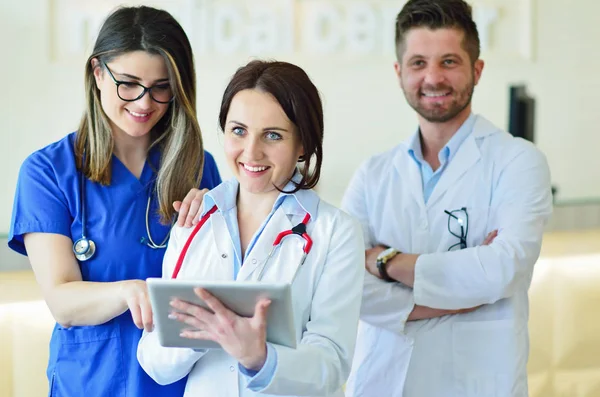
[403,76,475,123]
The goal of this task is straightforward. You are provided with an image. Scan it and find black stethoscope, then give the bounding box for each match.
[72,169,170,261]
[170,205,313,280]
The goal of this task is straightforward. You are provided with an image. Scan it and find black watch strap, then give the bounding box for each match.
[377,259,395,282]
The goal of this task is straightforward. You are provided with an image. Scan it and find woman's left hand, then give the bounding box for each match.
[173,188,208,228]
[170,288,271,371]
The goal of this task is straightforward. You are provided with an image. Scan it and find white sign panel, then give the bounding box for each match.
[48,0,535,61]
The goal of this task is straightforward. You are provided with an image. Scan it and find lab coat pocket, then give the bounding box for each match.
[452,319,517,397]
[54,323,126,397]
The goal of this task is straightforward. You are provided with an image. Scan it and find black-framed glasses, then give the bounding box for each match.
[444,207,468,251]
[101,61,174,104]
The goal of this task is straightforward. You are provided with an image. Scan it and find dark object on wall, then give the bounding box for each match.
[508,85,535,143]
[507,85,558,203]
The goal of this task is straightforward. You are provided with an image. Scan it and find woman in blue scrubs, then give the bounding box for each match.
[8,6,220,397]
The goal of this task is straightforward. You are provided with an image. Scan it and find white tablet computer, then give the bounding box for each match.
[147,278,297,350]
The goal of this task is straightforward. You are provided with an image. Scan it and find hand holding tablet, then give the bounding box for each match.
[146,278,297,350]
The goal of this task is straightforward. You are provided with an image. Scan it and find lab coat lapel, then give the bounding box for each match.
[426,133,481,208]
[236,208,294,282]
[207,213,235,281]
[394,150,426,209]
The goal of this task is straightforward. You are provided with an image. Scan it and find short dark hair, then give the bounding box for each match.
[395,0,480,63]
[219,60,324,193]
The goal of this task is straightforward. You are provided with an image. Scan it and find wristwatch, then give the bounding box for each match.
[376,247,399,282]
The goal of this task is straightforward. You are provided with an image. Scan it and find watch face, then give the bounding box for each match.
[377,247,399,262]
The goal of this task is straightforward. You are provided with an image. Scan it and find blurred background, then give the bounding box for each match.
[1,0,599,396]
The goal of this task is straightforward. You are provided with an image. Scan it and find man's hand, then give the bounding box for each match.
[366,246,418,285]
[482,230,498,245]
[365,245,388,279]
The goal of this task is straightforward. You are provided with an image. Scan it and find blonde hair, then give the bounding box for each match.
[75,6,204,224]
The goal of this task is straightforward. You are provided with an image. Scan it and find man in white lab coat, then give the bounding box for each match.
[343,0,553,396]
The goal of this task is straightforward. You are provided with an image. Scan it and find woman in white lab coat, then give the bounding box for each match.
[137,60,365,397]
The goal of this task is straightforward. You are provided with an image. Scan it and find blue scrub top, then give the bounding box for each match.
[8,132,221,397]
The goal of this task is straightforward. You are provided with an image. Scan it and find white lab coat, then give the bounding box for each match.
[137,181,365,397]
[342,115,553,397]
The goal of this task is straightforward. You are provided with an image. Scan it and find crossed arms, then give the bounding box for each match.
[341,146,552,334]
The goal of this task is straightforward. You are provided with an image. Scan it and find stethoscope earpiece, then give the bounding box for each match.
[73,237,96,261]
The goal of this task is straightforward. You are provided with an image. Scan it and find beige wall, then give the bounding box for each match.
[1,0,599,235]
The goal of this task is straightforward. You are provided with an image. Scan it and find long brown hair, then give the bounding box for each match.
[76,6,203,223]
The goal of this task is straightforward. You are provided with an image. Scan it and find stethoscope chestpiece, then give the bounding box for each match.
[73,237,96,261]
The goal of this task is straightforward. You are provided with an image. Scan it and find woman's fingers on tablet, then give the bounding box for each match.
[180,329,216,341]
[195,288,229,316]
[130,305,143,329]
[170,299,212,324]
[141,299,154,332]
[252,299,271,327]
[170,311,205,330]
[123,279,152,330]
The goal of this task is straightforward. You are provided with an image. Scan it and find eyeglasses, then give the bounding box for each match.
[101,61,174,104]
[444,207,468,251]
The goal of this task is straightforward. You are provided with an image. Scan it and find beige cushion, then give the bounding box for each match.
[0,301,54,397]
[528,254,600,397]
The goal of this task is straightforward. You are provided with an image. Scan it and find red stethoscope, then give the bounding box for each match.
[171,205,313,280]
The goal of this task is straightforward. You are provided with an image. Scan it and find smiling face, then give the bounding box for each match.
[93,50,172,141]
[394,27,483,123]
[223,89,304,198]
